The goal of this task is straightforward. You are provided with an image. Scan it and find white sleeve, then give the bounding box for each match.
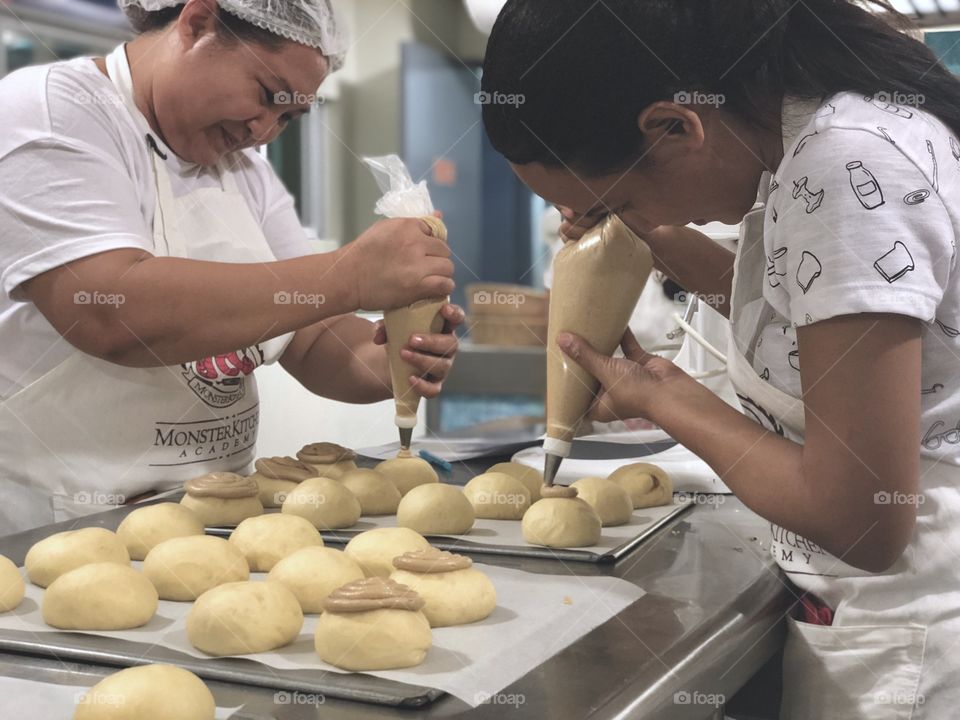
[0,138,153,301]
[770,127,955,327]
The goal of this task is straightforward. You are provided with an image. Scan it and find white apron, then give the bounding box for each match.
[728,190,959,720]
[0,45,293,534]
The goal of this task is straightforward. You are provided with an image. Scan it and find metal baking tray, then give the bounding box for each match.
[0,629,444,708]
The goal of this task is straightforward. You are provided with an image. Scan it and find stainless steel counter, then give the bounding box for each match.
[0,456,790,720]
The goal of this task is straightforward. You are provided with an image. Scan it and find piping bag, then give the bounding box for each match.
[363,155,448,456]
[543,215,653,486]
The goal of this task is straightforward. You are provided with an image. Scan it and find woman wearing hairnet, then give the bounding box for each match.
[0,0,462,533]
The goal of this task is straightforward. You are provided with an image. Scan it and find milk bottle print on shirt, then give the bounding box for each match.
[846,161,885,209]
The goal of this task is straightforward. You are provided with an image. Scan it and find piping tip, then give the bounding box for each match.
[543,453,563,487]
[398,426,414,453]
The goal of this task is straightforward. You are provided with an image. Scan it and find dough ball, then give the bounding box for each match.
[251,456,317,508]
[267,547,365,613]
[0,555,25,613]
[522,498,602,548]
[282,477,361,530]
[116,503,204,561]
[344,528,430,578]
[25,528,130,588]
[487,462,544,501]
[179,495,263,528]
[143,535,249,601]
[315,608,431,671]
[375,457,439,496]
[228,514,323,572]
[340,469,402,516]
[43,563,158,630]
[296,442,358,479]
[570,477,633,526]
[608,463,673,508]
[463,473,531,520]
[397,483,474,535]
[390,568,496,627]
[73,665,215,720]
[187,581,303,656]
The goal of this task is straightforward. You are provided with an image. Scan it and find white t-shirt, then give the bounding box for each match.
[748,92,960,469]
[0,56,313,399]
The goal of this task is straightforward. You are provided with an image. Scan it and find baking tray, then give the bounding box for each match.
[0,629,444,708]
[208,498,693,564]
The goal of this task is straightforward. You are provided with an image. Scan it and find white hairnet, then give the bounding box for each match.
[118,0,348,71]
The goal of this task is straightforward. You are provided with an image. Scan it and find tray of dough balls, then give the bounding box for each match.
[210,443,693,564]
[0,507,644,710]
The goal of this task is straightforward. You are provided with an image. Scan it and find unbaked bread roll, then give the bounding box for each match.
[297,442,358,478]
[487,461,543,501]
[375,457,439,496]
[0,555,25,613]
[43,563,157,630]
[187,581,303,656]
[345,528,430,578]
[340,469,402,516]
[25,527,129,588]
[250,456,317,508]
[396,483,474,535]
[571,477,633,526]
[282,477,362,530]
[608,462,673,508]
[228,514,323,572]
[143,535,249,601]
[390,549,495,627]
[314,578,431,670]
[267,546,365,613]
[179,472,263,527]
[463,472,531,520]
[116,503,204,561]
[522,495,602,548]
[73,664,215,720]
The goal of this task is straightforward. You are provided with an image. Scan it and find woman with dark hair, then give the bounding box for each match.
[0,0,463,533]
[483,1,959,717]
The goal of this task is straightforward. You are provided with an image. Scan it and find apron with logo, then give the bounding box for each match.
[0,45,294,533]
[728,183,959,719]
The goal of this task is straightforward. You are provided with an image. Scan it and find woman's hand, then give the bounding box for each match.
[557,329,690,423]
[340,218,455,311]
[373,303,465,399]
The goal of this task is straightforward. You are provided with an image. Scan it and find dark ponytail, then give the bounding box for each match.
[481,0,960,175]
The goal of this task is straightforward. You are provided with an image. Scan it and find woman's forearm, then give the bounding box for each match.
[645,226,735,317]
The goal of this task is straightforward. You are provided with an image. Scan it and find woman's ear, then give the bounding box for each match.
[636,101,706,156]
[177,0,221,47]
